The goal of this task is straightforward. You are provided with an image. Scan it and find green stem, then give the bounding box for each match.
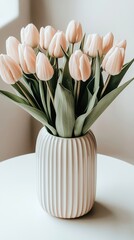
[74,80,81,104]
[100,74,111,98]
[46,81,55,107]
[39,80,48,114]
[56,58,59,80]
[76,81,81,103]
[16,82,37,108]
[74,80,77,97]
[71,43,74,53]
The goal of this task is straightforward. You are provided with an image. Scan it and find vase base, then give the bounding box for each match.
[41,202,95,219]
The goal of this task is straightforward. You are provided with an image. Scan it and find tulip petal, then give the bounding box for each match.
[103,32,114,54]
[101,46,115,70]
[66,20,82,43]
[0,56,14,84]
[6,36,20,64]
[69,53,81,80]
[40,26,56,50]
[18,44,29,74]
[105,47,124,75]
[79,55,91,81]
[36,52,54,81]
[0,54,22,84]
[84,34,92,53]
[20,28,25,44]
[49,31,66,58]
[85,34,103,57]
[116,40,127,49]
[39,27,44,49]
[24,45,36,73]
[20,23,39,48]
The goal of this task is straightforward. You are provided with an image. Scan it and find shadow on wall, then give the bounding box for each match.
[0,0,34,161]
[30,0,71,30]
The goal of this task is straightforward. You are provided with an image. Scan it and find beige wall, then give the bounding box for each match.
[0,0,33,161]
[31,0,134,164]
[0,0,134,164]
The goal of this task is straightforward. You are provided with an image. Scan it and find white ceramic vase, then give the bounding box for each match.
[36,127,97,219]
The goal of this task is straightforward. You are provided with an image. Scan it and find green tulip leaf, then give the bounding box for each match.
[0,90,57,135]
[0,90,29,104]
[78,86,92,115]
[49,70,58,97]
[22,74,39,94]
[74,88,98,136]
[12,83,28,101]
[16,81,40,108]
[60,45,69,59]
[94,53,100,93]
[39,80,47,113]
[82,78,134,134]
[101,58,134,97]
[80,34,86,51]
[97,71,104,100]
[62,59,73,93]
[46,89,51,120]
[54,83,75,137]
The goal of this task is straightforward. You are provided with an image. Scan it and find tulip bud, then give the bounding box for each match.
[66,20,83,43]
[40,26,56,50]
[18,44,36,74]
[6,36,20,64]
[116,39,127,49]
[20,23,39,48]
[102,47,125,75]
[84,34,103,57]
[69,50,91,81]
[36,52,54,81]
[103,32,114,54]
[48,31,67,58]
[0,54,22,84]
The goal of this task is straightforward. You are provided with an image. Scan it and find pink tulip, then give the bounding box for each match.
[69,50,91,81]
[84,34,103,57]
[20,23,39,48]
[102,47,125,75]
[66,20,83,43]
[0,54,22,84]
[18,44,36,74]
[36,52,54,81]
[103,32,114,54]
[40,26,56,50]
[6,36,20,64]
[48,31,67,58]
[116,39,127,49]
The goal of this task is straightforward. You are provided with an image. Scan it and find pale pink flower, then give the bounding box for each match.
[66,20,83,43]
[0,54,22,84]
[18,44,36,74]
[103,32,114,54]
[20,23,39,48]
[36,52,54,81]
[84,34,103,57]
[40,26,56,50]
[69,50,91,81]
[48,31,67,58]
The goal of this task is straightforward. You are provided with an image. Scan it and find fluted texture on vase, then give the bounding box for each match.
[36,128,97,218]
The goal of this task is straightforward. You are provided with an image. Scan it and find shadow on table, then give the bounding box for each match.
[81,202,113,220]
[54,202,113,222]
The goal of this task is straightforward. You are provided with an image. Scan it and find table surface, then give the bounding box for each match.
[0,153,134,240]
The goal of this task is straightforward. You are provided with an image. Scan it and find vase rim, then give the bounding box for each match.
[42,127,94,140]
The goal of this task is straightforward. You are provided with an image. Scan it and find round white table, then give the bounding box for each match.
[0,153,134,240]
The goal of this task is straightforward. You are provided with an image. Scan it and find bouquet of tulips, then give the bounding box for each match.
[0,20,133,137]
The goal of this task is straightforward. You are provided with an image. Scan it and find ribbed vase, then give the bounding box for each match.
[36,127,97,219]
